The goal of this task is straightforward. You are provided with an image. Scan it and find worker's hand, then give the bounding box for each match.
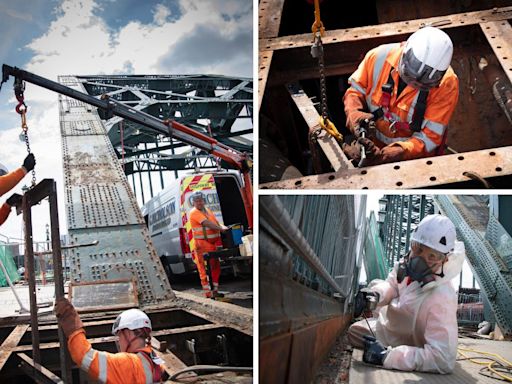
[348,111,374,134]
[22,154,35,172]
[54,297,83,338]
[6,194,22,207]
[357,137,379,157]
[360,288,380,311]
[220,225,229,232]
[362,335,388,366]
[342,140,362,163]
[366,145,405,166]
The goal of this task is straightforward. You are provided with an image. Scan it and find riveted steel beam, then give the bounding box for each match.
[261,7,512,52]
[480,20,512,86]
[287,83,353,172]
[260,146,512,189]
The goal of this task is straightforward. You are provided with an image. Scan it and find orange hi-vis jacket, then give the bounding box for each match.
[0,168,26,225]
[344,42,459,160]
[68,329,165,383]
[189,207,222,246]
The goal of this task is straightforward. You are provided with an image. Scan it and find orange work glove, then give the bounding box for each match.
[344,93,373,134]
[55,297,84,338]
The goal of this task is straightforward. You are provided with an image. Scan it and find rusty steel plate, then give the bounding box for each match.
[260,146,512,190]
[260,7,512,52]
[69,279,138,312]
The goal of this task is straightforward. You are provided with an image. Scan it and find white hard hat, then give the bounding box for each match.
[398,27,453,90]
[411,214,456,254]
[191,191,205,201]
[112,308,152,335]
[0,163,8,176]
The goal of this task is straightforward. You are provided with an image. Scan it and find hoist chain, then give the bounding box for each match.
[14,78,36,187]
[316,34,328,121]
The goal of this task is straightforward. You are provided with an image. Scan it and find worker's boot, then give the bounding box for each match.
[211,290,224,299]
[202,284,212,298]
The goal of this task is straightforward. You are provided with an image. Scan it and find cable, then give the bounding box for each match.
[457,347,512,382]
[169,365,253,382]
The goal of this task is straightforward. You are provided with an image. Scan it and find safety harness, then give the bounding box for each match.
[373,70,429,135]
[137,350,168,383]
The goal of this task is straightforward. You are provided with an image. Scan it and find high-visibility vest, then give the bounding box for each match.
[344,42,459,160]
[68,329,166,383]
[189,207,221,242]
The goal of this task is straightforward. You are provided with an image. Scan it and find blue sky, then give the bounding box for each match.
[0,0,253,241]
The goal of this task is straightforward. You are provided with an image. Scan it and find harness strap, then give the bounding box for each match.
[376,69,429,133]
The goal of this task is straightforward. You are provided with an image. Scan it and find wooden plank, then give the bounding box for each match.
[0,324,29,371]
[260,6,512,51]
[17,353,64,383]
[288,84,354,172]
[259,0,286,39]
[260,146,512,190]
[480,21,512,86]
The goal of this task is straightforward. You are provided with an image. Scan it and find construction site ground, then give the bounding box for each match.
[314,329,512,384]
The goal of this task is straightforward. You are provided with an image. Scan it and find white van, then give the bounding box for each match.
[141,170,249,277]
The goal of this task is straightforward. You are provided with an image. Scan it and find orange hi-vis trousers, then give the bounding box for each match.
[193,238,221,296]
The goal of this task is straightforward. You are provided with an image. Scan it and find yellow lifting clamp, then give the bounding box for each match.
[319,116,343,143]
[311,0,325,39]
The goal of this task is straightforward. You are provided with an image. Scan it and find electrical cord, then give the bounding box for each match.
[457,347,512,382]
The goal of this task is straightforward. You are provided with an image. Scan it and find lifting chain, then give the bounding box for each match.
[14,78,36,187]
[310,0,343,143]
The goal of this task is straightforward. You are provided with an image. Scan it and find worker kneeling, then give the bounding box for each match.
[343,27,459,166]
[347,214,465,373]
[55,298,167,383]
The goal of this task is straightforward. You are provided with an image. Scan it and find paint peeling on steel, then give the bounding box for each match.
[260,7,512,52]
[480,21,512,87]
[260,147,512,189]
[59,76,174,304]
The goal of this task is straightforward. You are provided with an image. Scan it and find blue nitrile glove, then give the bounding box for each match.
[362,335,388,366]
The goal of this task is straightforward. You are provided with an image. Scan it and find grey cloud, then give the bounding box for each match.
[157,24,252,77]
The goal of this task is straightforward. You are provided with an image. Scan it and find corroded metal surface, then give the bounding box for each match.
[480,20,512,86]
[59,76,174,305]
[261,7,512,52]
[260,146,512,189]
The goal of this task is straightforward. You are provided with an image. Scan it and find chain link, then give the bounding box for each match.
[316,34,328,121]
[15,79,36,188]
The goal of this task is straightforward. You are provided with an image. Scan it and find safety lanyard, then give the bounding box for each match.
[376,70,429,134]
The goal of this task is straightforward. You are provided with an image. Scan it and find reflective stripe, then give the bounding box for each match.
[348,80,366,96]
[137,352,153,384]
[80,348,95,372]
[97,351,107,383]
[412,131,438,152]
[407,92,420,122]
[370,43,397,99]
[422,119,446,135]
[375,130,408,144]
[193,233,220,240]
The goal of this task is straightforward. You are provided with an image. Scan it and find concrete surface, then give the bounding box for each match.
[350,337,512,383]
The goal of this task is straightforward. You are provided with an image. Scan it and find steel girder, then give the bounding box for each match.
[58,75,175,306]
[76,74,253,171]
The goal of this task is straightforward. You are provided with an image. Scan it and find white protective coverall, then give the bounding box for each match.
[349,241,465,373]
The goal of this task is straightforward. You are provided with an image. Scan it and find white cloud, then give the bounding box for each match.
[0,0,252,240]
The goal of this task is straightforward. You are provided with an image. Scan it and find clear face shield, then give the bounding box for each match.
[398,48,447,91]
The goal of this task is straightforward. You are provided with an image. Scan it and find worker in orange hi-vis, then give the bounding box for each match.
[0,153,36,225]
[188,191,228,299]
[55,298,167,383]
[343,26,459,166]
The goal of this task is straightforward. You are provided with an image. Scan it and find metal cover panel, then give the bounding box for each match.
[70,279,138,312]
